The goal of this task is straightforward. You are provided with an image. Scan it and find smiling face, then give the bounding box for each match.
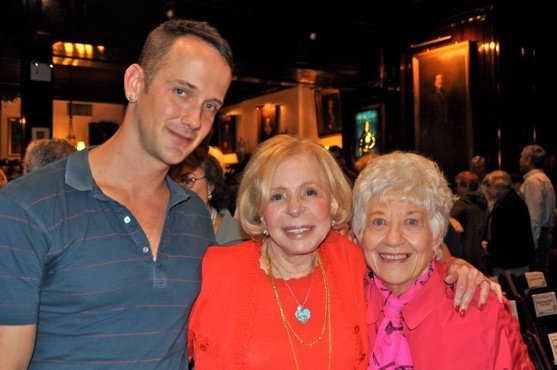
[132,35,232,166]
[261,154,338,261]
[360,199,437,296]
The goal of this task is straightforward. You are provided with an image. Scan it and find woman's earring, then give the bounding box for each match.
[208,194,212,200]
[128,95,135,102]
[263,228,268,236]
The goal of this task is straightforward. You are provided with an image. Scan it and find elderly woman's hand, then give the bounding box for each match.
[334,224,359,245]
[444,258,503,317]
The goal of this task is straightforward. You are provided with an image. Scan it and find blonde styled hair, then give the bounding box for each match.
[236,135,352,238]
[351,151,454,246]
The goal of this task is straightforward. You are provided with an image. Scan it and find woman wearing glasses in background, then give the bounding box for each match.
[170,147,249,246]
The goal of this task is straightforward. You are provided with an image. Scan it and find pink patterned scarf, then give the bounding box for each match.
[369,262,434,370]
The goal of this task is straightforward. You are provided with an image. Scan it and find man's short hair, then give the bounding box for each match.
[139,19,233,91]
[523,145,546,169]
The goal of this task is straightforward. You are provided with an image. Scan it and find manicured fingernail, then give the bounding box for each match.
[479,303,485,311]
[455,305,460,313]
[459,309,466,318]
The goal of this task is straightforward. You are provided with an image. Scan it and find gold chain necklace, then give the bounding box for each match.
[270,248,316,324]
[266,247,332,370]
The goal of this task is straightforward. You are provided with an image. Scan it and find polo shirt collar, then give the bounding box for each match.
[65,146,191,206]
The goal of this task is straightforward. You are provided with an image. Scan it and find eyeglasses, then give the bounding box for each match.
[177,175,205,188]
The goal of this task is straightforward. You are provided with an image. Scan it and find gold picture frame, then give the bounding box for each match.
[412,41,473,179]
[315,88,343,137]
[257,105,280,143]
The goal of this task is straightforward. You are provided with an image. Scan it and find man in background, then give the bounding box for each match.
[328,145,358,185]
[0,18,233,368]
[518,144,556,271]
[23,137,77,174]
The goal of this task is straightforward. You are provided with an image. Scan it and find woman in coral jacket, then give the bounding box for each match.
[188,136,367,369]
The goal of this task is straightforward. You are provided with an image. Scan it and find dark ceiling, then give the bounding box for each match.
[0,0,496,106]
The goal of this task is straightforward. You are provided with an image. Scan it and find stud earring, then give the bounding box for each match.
[208,194,212,200]
[128,95,135,101]
[262,228,268,236]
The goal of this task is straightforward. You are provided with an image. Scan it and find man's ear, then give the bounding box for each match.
[124,63,143,100]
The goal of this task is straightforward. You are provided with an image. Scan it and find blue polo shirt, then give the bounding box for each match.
[0,147,215,369]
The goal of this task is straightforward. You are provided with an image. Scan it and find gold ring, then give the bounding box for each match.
[480,279,490,286]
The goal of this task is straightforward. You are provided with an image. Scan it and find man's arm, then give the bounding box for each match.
[0,324,36,370]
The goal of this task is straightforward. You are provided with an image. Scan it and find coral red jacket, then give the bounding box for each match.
[188,232,368,369]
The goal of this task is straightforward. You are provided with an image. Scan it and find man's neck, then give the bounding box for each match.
[88,136,169,198]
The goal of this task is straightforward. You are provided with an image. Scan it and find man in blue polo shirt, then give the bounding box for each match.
[0,19,233,369]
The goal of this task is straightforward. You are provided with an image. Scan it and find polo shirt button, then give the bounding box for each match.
[200,344,207,351]
[124,216,131,223]
[143,247,149,253]
[354,325,360,334]
[359,353,366,361]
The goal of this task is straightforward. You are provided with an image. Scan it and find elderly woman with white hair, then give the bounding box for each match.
[352,151,533,369]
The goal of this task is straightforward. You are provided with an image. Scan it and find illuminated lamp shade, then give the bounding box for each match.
[223,153,239,165]
[76,141,86,151]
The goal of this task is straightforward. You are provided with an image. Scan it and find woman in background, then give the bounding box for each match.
[170,147,249,246]
[481,170,535,275]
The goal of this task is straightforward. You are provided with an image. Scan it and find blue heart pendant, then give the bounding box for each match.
[295,307,310,324]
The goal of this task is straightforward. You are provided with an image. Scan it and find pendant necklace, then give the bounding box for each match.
[266,245,332,370]
[271,253,316,324]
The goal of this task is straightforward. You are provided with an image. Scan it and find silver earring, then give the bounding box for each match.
[128,95,135,101]
[208,194,212,200]
[263,228,268,236]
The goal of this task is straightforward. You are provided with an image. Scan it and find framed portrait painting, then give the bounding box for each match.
[315,88,342,137]
[412,41,473,181]
[258,105,280,143]
[89,122,119,146]
[31,127,50,141]
[8,117,23,157]
[218,114,236,154]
